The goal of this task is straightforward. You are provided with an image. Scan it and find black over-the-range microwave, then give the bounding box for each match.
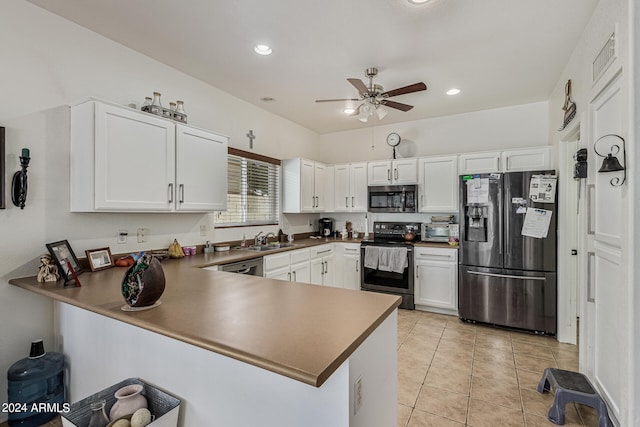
[367,185,418,213]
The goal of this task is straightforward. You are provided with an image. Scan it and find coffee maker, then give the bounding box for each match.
[319,218,334,237]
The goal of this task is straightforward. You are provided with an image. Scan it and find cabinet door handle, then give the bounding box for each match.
[317,249,331,255]
[324,261,328,274]
[293,271,297,282]
[179,184,185,203]
[168,183,174,204]
[288,272,292,281]
[394,168,398,180]
[387,169,391,181]
[346,196,349,208]
[505,157,510,171]
[351,196,354,208]
[355,260,359,273]
[416,266,419,279]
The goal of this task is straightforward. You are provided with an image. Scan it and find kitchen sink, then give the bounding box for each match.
[247,243,296,252]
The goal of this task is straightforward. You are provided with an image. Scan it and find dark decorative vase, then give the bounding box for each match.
[121,253,165,307]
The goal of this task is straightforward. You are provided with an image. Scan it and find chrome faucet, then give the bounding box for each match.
[254,231,264,246]
[264,232,277,243]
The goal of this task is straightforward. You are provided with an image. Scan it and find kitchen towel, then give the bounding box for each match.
[364,246,379,269]
[378,247,408,274]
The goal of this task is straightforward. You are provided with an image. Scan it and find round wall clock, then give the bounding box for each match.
[386,132,401,147]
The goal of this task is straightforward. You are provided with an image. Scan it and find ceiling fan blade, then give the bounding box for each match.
[315,98,360,103]
[380,100,414,112]
[347,78,369,96]
[380,82,427,98]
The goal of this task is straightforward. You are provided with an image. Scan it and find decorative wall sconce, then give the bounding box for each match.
[593,134,626,186]
[11,147,30,209]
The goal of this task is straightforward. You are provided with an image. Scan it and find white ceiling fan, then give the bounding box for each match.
[316,67,427,122]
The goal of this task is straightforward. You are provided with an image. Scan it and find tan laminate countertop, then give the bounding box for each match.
[10,252,401,388]
[194,236,363,267]
[191,237,456,268]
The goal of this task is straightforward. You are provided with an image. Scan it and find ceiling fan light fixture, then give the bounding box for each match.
[343,107,356,115]
[376,106,389,120]
[446,88,461,95]
[358,103,373,122]
[253,44,272,56]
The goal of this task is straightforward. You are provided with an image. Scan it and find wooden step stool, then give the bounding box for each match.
[537,368,612,426]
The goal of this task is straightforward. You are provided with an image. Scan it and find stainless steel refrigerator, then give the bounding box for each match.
[458,171,557,334]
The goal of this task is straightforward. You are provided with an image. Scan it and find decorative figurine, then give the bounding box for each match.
[37,254,60,282]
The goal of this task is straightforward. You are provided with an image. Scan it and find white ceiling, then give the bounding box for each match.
[27,0,598,134]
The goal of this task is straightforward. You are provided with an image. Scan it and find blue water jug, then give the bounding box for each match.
[7,339,65,427]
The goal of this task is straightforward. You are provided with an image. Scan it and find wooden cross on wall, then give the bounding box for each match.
[246,130,256,149]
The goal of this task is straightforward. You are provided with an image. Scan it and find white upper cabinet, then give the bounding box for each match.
[418,155,458,212]
[501,147,552,172]
[70,99,228,212]
[175,125,228,211]
[333,163,367,212]
[458,147,552,175]
[367,159,418,186]
[283,158,330,213]
[458,152,501,175]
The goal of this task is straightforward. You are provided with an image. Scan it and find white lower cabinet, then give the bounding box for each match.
[414,246,458,315]
[263,249,311,283]
[335,243,361,290]
[310,244,336,286]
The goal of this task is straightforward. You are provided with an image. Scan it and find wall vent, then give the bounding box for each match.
[593,32,616,84]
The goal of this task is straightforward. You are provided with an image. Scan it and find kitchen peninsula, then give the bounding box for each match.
[10,257,400,427]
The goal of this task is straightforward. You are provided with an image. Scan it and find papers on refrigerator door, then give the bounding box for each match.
[466,178,489,204]
[521,208,553,238]
[529,175,557,203]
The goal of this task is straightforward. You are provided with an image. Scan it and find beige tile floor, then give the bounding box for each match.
[397,309,599,427]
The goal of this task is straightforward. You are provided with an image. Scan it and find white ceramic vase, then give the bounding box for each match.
[109,384,148,421]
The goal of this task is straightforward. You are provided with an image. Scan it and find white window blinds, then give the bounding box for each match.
[214,149,280,227]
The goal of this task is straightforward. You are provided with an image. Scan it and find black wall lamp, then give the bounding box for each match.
[593,134,626,186]
[11,147,30,209]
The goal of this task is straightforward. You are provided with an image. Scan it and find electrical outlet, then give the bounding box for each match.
[200,224,208,236]
[354,375,363,415]
[117,229,128,244]
[137,228,148,243]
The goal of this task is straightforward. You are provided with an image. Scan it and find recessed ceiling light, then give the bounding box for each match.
[446,88,461,95]
[408,0,432,4]
[343,107,356,115]
[261,97,275,102]
[253,44,272,55]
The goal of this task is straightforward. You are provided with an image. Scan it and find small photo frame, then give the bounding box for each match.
[85,247,114,272]
[45,240,83,281]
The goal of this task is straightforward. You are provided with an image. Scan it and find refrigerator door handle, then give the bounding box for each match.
[468,271,546,281]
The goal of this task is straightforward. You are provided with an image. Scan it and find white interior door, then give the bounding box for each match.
[584,70,627,424]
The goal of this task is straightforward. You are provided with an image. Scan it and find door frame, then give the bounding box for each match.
[556,121,582,344]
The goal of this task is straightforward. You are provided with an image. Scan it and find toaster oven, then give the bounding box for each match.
[421,223,452,242]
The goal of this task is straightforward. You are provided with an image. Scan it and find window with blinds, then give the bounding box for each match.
[214,149,280,227]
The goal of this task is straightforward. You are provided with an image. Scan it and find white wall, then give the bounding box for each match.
[0,0,319,419]
[317,101,549,164]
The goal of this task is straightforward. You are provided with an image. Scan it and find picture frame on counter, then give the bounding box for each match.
[45,240,84,281]
[85,247,114,272]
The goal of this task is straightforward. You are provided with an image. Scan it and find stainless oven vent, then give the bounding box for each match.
[593,32,616,84]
